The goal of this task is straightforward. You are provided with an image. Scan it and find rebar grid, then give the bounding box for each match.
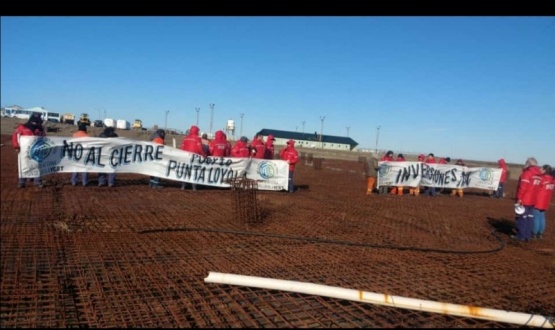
[1,137,554,328]
[230,177,262,225]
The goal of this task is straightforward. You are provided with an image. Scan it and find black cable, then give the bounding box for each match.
[139,227,506,254]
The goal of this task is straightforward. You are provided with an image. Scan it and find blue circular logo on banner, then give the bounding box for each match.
[29,137,52,163]
[257,161,276,179]
[479,168,493,182]
[378,164,391,178]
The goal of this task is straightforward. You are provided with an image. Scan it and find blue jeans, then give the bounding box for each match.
[532,208,546,236]
[494,182,504,198]
[288,171,295,193]
[98,173,116,186]
[515,206,534,241]
[71,172,89,186]
[426,186,436,197]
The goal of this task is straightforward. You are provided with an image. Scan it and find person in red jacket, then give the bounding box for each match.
[12,112,46,188]
[231,136,250,158]
[71,124,90,187]
[264,134,276,159]
[180,125,206,191]
[532,165,554,239]
[512,157,542,242]
[279,139,299,193]
[249,133,266,159]
[149,129,166,189]
[438,156,451,164]
[209,130,230,157]
[378,150,394,195]
[424,153,437,197]
[493,158,509,198]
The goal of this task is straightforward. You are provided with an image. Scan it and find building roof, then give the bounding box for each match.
[256,128,359,149]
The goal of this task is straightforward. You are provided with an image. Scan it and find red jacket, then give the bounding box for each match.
[73,130,89,138]
[380,155,393,162]
[12,123,46,150]
[209,131,230,157]
[426,156,436,164]
[279,141,299,171]
[180,125,206,157]
[249,136,266,159]
[395,156,405,162]
[534,173,554,211]
[438,158,447,164]
[516,165,542,206]
[498,158,508,183]
[231,140,250,158]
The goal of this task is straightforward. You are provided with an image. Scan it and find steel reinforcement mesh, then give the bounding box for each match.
[1,140,554,328]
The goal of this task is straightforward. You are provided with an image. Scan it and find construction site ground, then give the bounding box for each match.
[1,125,554,328]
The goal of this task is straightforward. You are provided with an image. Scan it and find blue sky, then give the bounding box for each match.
[2,16,554,165]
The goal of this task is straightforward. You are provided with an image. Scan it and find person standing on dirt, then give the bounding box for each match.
[390,153,406,195]
[451,159,465,197]
[97,127,118,187]
[249,133,266,159]
[149,129,166,189]
[378,150,394,195]
[279,139,299,193]
[231,136,250,158]
[71,124,90,187]
[531,165,554,239]
[209,130,230,157]
[424,153,437,197]
[409,153,426,196]
[512,157,542,242]
[11,112,46,188]
[493,158,509,198]
[180,125,206,191]
[264,134,276,159]
[365,153,379,195]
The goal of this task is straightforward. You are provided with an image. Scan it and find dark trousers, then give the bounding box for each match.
[515,206,534,241]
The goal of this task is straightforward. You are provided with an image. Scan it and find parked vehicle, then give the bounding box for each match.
[116,119,130,130]
[104,118,115,128]
[132,119,142,129]
[93,120,104,128]
[62,113,75,125]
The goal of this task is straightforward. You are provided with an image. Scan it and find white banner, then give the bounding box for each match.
[17,136,289,191]
[378,161,502,191]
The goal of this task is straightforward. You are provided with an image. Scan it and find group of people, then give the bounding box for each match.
[12,117,301,193]
[11,112,120,188]
[513,157,554,241]
[175,125,298,193]
[365,149,554,241]
[365,151,469,197]
[70,123,119,187]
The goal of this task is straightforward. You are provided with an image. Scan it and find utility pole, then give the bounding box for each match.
[375,125,381,154]
[240,113,244,137]
[195,107,200,126]
[209,103,215,136]
[320,116,325,149]
[346,126,350,137]
[165,110,170,131]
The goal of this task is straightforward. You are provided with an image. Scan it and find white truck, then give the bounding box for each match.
[104,118,116,128]
[116,119,131,130]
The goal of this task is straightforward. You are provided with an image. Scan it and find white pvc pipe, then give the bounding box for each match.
[205,272,554,328]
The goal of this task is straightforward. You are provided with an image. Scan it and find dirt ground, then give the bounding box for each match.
[1,119,554,328]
